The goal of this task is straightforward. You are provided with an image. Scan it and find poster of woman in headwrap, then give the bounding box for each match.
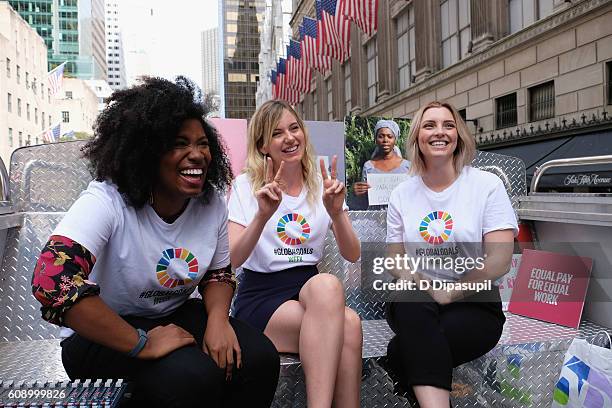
[345,116,411,210]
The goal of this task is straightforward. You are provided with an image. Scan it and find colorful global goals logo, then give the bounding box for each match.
[156,248,199,288]
[277,213,311,246]
[419,211,453,245]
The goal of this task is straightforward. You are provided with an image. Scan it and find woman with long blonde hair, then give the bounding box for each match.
[227,100,363,408]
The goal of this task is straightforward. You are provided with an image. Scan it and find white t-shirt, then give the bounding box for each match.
[228,173,345,273]
[54,181,230,317]
[386,166,518,281]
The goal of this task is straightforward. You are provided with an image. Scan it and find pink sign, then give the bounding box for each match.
[508,249,592,328]
[210,118,248,178]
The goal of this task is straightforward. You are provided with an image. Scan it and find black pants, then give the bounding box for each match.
[385,288,505,391]
[61,299,280,408]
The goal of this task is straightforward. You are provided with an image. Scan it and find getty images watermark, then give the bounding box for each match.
[366,251,493,295]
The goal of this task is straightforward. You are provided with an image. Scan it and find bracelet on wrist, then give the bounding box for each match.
[127,328,148,357]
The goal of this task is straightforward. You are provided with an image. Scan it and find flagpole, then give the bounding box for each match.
[48,61,67,75]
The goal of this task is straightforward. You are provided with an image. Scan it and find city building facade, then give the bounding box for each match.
[288,0,612,187]
[202,27,220,95]
[221,0,266,119]
[8,0,107,80]
[54,77,99,136]
[0,2,54,165]
[256,0,293,107]
[201,27,221,116]
[85,78,112,112]
[104,0,125,89]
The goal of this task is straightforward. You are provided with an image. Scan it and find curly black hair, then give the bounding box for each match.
[83,76,232,208]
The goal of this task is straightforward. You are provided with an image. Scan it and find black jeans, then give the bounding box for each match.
[61,299,280,408]
[385,288,505,391]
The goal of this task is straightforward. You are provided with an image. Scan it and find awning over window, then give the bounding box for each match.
[488,130,612,189]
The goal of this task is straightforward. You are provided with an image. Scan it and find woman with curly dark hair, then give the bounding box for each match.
[31,76,280,407]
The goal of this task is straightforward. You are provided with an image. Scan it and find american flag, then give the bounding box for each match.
[300,17,332,73]
[47,62,66,97]
[277,59,299,105]
[287,40,311,94]
[41,123,61,143]
[286,44,296,89]
[271,70,278,99]
[278,58,287,101]
[317,0,351,62]
[341,0,378,36]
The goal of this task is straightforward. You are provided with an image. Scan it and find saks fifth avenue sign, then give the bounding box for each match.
[564,173,612,186]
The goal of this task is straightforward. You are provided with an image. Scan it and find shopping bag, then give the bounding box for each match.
[481,342,566,407]
[552,333,612,407]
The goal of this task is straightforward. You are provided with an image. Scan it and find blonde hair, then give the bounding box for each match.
[405,101,476,176]
[244,100,320,207]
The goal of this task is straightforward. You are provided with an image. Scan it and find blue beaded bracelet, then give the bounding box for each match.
[127,328,148,357]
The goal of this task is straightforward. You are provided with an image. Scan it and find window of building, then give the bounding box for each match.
[16,65,21,84]
[529,81,555,121]
[26,135,31,146]
[440,0,471,68]
[62,111,70,123]
[496,93,518,129]
[458,108,467,121]
[344,62,351,115]
[6,58,10,77]
[8,128,13,147]
[35,108,38,124]
[509,0,554,33]
[27,104,30,121]
[7,93,12,113]
[26,72,30,89]
[49,115,52,126]
[396,6,415,91]
[66,91,73,99]
[228,73,247,82]
[42,112,45,130]
[326,78,333,120]
[19,131,23,147]
[366,38,378,107]
[17,98,22,116]
[607,61,612,105]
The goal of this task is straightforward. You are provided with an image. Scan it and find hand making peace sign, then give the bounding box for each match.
[255,157,286,220]
[320,155,346,218]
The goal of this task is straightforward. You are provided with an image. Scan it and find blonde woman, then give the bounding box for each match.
[385,101,517,408]
[227,100,362,408]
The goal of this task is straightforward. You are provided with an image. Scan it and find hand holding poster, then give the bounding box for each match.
[366,173,409,206]
[497,254,522,311]
[508,249,592,328]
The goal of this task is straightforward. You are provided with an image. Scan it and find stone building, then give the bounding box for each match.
[0,2,54,165]
[289,0,612,189]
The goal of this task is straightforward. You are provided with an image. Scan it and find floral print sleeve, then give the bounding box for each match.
[32,235,99,326]
[198,264,236,293]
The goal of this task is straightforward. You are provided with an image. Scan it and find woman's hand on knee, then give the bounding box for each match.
[137,324,196,360]
[203,318,242,381]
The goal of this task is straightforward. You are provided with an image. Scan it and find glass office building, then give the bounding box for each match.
[8,0,106,79]
[222,0,266,119]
